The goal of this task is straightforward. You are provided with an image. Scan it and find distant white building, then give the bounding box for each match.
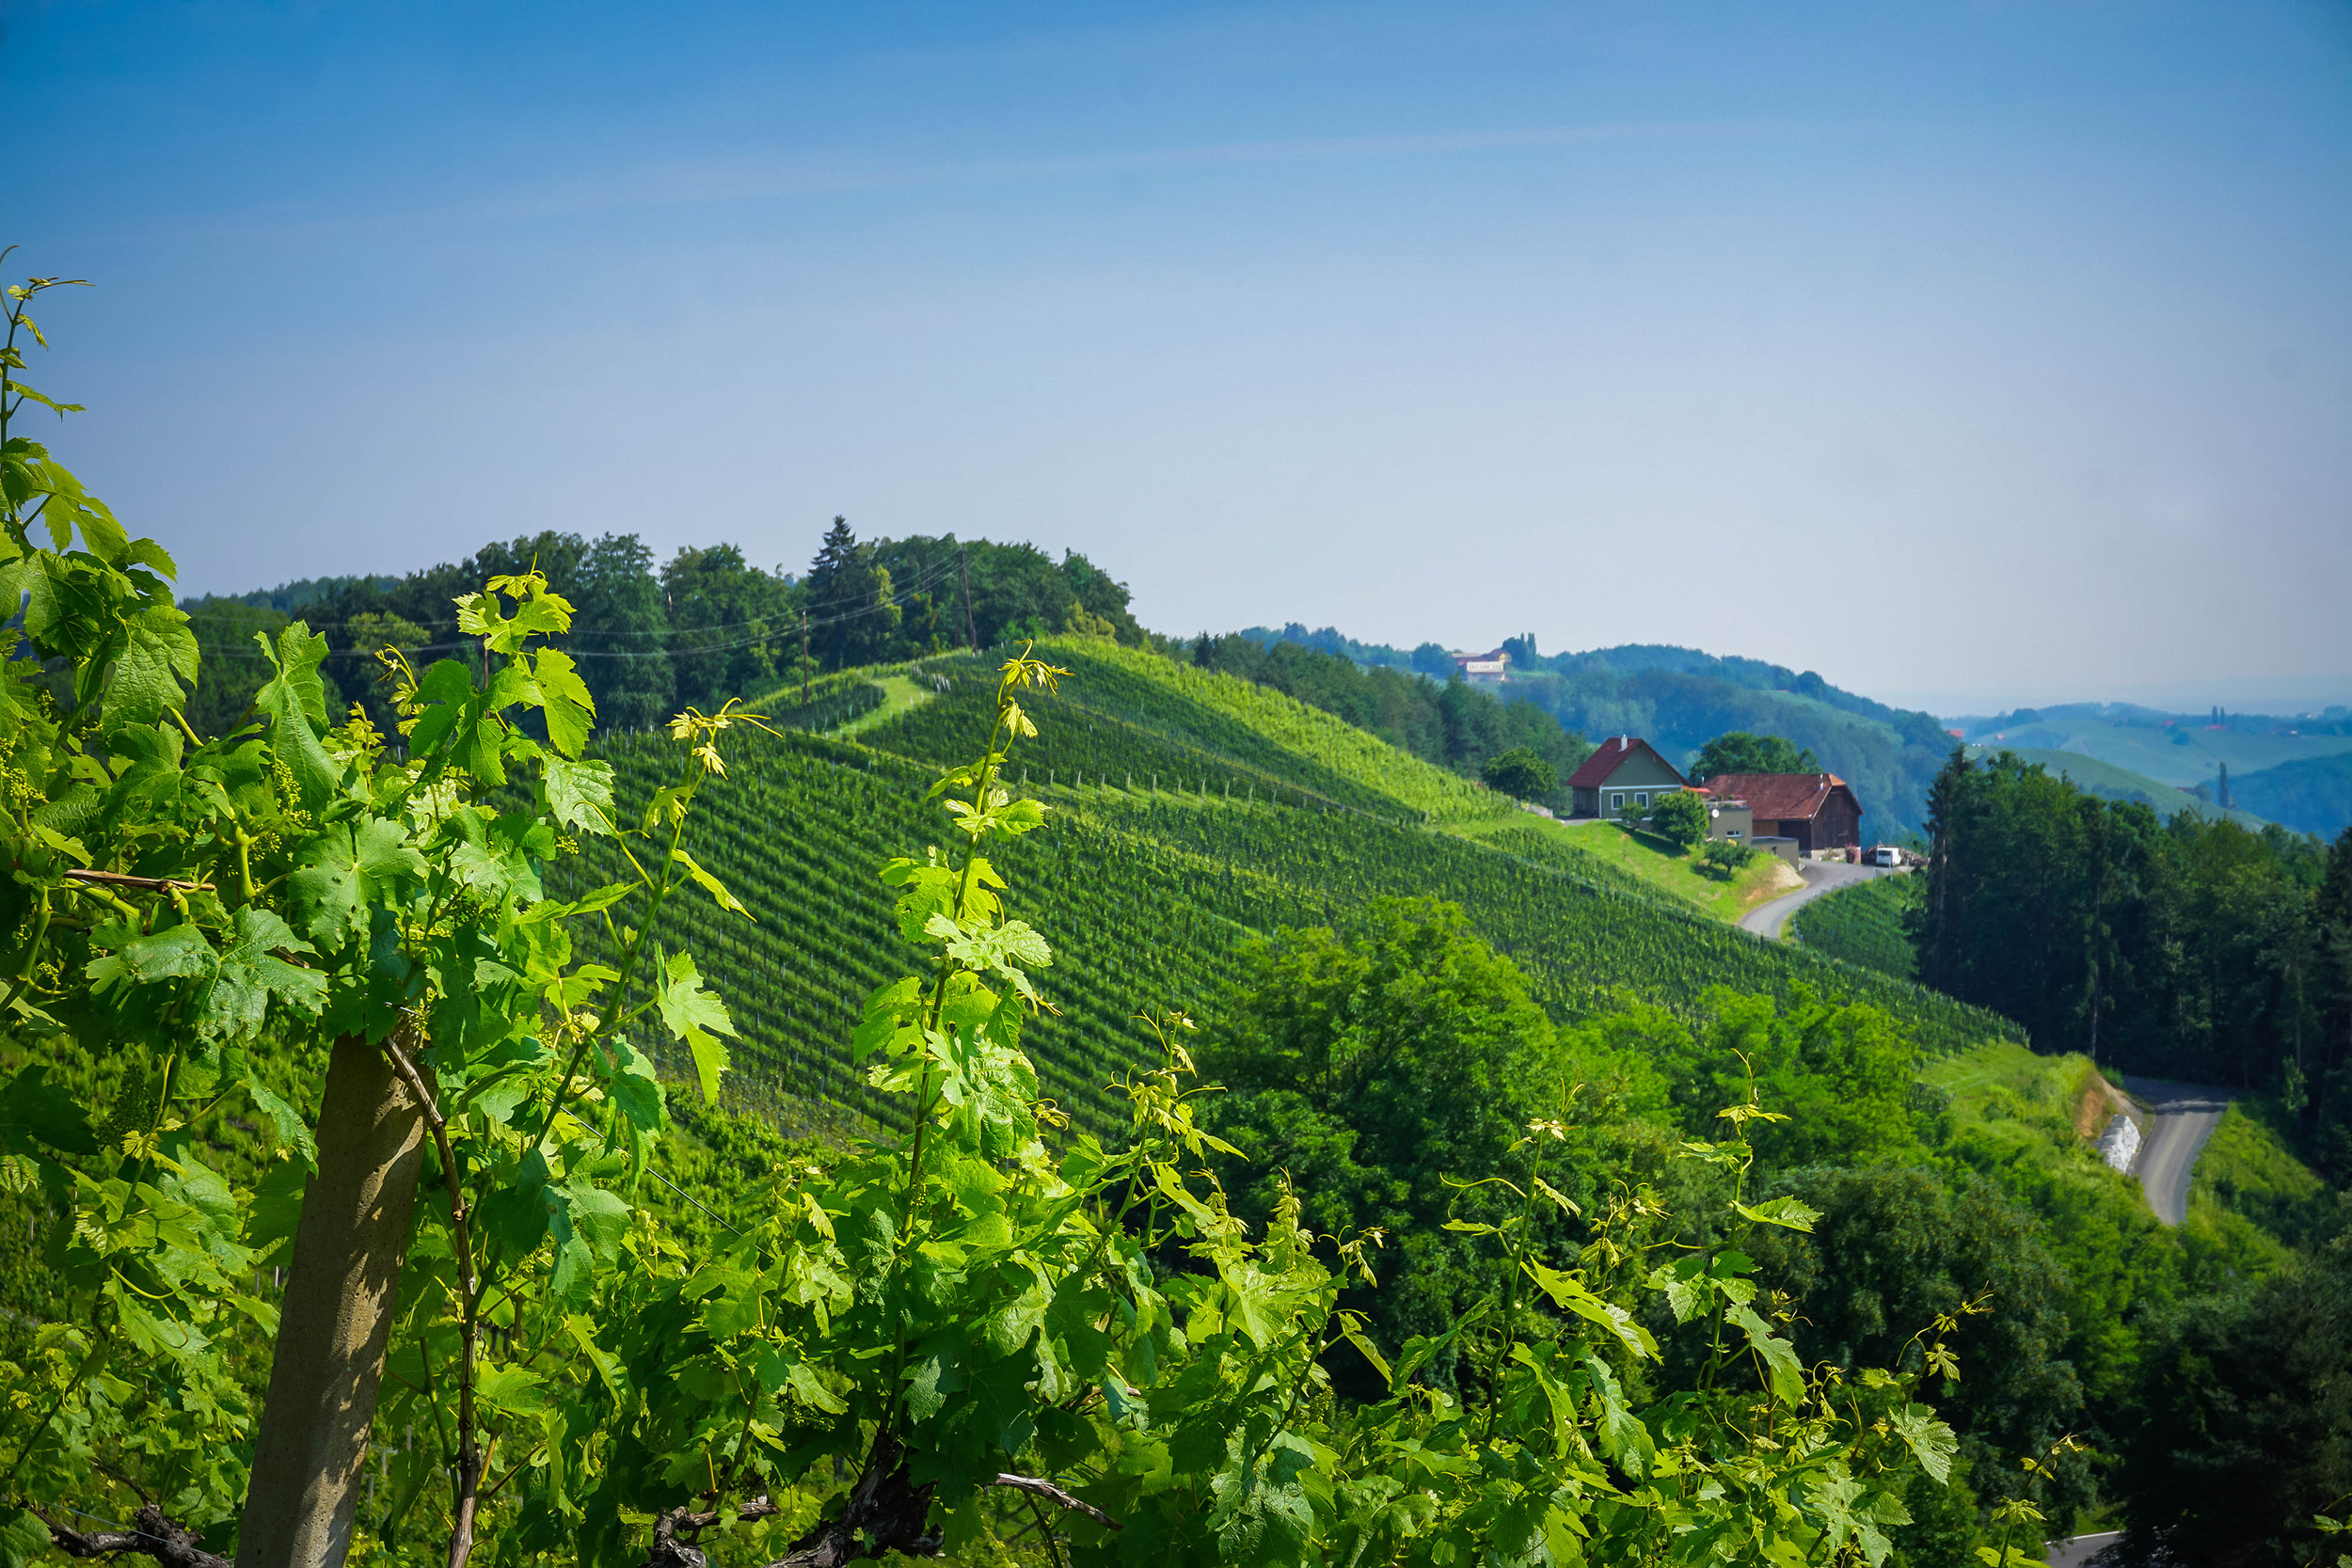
[1452,648,1510,684]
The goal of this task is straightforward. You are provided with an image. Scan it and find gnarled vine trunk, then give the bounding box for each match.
[237,1032,425,1568]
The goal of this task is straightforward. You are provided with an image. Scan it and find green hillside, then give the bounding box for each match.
[1969,744,2272,832]
[2228,752,2352,839]
[1974,714,2352,790]
[563,638,2026,1136]
[1247,627,1959,839]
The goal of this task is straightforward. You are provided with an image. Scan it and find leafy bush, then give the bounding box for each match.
[1641,787,1710,849]
[1698,837,1759,879]
[1198,898,1566,1359]
[1480,745,1556,800]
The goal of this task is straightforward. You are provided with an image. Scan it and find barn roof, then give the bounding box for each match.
[1700,772,1859,822]
[1566,736,1687,790]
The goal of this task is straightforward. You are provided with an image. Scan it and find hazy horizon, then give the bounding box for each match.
[16,0,2350,709]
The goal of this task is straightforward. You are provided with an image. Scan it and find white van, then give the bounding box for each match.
[1867,846,1902,868]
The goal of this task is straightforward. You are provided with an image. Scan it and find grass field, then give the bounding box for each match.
[833,672,934,739]
[2185,1104,2334,1256]
[1476,817,1799,922]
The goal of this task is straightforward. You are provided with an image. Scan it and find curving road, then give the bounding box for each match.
[2121,1076,2233,1227]
[2042,1529,2119,1564]
[1737,860,1896,942]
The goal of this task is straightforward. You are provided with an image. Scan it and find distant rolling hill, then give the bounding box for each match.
[2227,752,2352,839]
[1957,710,2352,791]
[1968,745,2272,832]
[1244,627,1956,839]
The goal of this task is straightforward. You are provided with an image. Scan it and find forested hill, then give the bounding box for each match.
[1244,624,1956,836]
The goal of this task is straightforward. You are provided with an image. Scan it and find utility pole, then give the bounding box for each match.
[959,543,977,652]
[800,610,811,704]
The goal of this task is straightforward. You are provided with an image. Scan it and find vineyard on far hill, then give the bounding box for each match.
[559,640,2023,1136]
[1793,874,1923,981]
[874,641,1515,824]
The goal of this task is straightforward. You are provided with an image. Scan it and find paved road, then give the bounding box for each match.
[2122,1076,2233,1227]
[2042,1529,2120,1564]
[1736,860,1895,941]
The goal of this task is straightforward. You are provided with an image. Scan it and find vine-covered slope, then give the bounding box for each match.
[565,640,2025,1132]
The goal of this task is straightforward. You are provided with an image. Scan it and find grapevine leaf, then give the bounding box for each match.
[852,977,923,1061]
[564,1314,632,1406]
[530,646,596,757]
[117,922,216,983]
[108,607,198,723]
[906,1347,964,1423]
[1730,1304,1806,1406]
[543,754,616,835]
[701,1265,765,1338]
[1735,1195,1823,1233]
[548,1175,630,1302]
[1583,1353,1655,1476]
[1523,1260,1660,1360]
[1339,1323,1392,1387]
[0,1508,52,1568]
[925,915,1052,1003]
[657,950,737,1103]
[246,1158,310,1257]
[405,660,489,773]
[597,1037,665,1139]
[477,1363,555,1416]
[785,1359,848,1416]
[254,623,340,806]
[241,1074,318,1165]
[1389,1297,1489,1391]
[196,907,326,1039]
[0,1065,98,1156]
[478,1148,553,1258]
[670,847,749,917]
[1889,1403,1958,1484]
[1650,1256,1708,1324]
[291,817,427,950]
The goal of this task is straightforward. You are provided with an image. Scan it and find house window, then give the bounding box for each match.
[1634,792,1650,807]
[1610,793,1625,811]
[1726,829,1742,838]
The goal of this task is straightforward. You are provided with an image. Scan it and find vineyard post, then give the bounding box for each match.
[238,1032,428,1568]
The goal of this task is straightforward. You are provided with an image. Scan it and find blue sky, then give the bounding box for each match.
[14,0,2351,711]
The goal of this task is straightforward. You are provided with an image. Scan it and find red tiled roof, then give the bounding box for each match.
[1700,772,1857,822]
[1566,736,1687,791]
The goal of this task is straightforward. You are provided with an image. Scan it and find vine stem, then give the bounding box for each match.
[882,675,1023,1437]
[377,1024,484,1568]
[532,766,694,1155]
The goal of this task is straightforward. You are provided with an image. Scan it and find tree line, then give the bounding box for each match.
[1914,748,2352,1183]
[180,519,1146,738]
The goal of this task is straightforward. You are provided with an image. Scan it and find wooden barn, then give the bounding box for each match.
[1697,772,1864,853]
